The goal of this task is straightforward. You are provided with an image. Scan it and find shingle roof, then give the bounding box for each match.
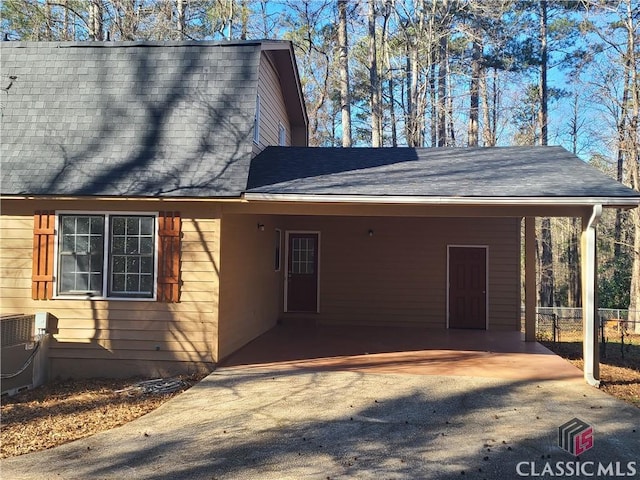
[246,146,640,201]
[1,40,269,197]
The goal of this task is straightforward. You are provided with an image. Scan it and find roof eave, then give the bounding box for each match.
[242,192,640,209]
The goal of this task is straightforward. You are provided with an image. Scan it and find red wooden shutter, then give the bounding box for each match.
[157,211,181,302]
[32,211,55,300]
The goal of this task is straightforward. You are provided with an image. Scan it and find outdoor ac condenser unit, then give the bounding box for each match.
[1,312,50,396]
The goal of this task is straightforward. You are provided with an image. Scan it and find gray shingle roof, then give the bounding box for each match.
[246,146,640,201]
[1,41,267,197]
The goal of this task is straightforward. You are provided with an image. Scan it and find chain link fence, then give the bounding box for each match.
[532,307,639,359]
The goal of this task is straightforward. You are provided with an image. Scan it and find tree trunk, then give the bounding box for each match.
[480,67,494,146]
[437,33,447,147]
[491,68,498,145]
[337,0,352,147]
[538,0,548,146]
[429,59,437,147]
[177,0,186,39]
[539,218,555,307]
[623,0,640,332]
[44,1,53,40]
[568,217,581,308]
[568,93,581,308]
[406,44,420,147]
[382,4,396,147]
[368,0,382,147]
[468,36,481,146]
[537,0,554,308]
[615,62,631,257]
[89,1,103,40]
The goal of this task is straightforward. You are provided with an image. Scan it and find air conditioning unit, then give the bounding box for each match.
[1,312,50,396]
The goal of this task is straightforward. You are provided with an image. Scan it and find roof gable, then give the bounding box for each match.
[0,41,296,197]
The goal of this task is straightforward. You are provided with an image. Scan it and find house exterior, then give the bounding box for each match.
[1,40,639,383]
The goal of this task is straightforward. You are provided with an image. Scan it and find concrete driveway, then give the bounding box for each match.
[2,328,639,479]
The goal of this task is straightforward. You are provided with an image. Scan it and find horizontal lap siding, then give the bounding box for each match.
[218,214,281,360]
[279,216,520,330]
[0,200,221,378]
[252,53,290,156]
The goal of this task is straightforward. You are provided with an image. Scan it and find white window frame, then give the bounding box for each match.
[53,211,159,301]
[253,94,261,144]
[278,122,286,146]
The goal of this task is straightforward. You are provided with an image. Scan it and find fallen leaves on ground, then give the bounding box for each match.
[0,375,205,458]
[543,338,640,408]
[568,359,640,408]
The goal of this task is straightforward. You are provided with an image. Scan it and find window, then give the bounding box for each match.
[57,214,156,299]
[274,229,282,271]
[253,95,261,144]
[278,123,286,146]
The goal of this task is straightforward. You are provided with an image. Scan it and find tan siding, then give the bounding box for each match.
[252,53,290,156]
[0,199,221,378]
[217,214,281,360]
[277,216,521,330]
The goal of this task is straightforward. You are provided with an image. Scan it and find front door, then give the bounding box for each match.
[286,233,319,312]
[448,246,487,329]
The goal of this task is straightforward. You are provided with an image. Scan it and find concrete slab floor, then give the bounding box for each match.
[221,325,583,382]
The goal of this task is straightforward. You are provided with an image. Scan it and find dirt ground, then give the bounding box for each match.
[1,338,638,459]
[0,374,206,458]
[542,334,640,408]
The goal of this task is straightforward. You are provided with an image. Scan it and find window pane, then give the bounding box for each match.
[126,237,139,254]
[76,255,89,272]
[76,217,90,234]
[76,273,89,291]
[140,275,153,293]
[90,217,104,234]
[112,273,125,292]
[140,237,153,254]
[112,217,125,235]
[126,217,139,235]
[112,237,125,254]
[62,234,75,253]
[60,272,75,292]
[126,274,139,292]
[141,256,153,273]
[76,235,89,253]
[127,257,140,272]
[112,255,125,274]
[140,217,153,235]
[62,217,76,235]
[90,236,103,253]
[90,273,102,292]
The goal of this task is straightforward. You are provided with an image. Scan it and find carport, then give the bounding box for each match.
[232,146,640,386]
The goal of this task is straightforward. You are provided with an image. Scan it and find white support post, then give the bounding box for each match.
[581,205,602,387]
[525,217,537,342]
